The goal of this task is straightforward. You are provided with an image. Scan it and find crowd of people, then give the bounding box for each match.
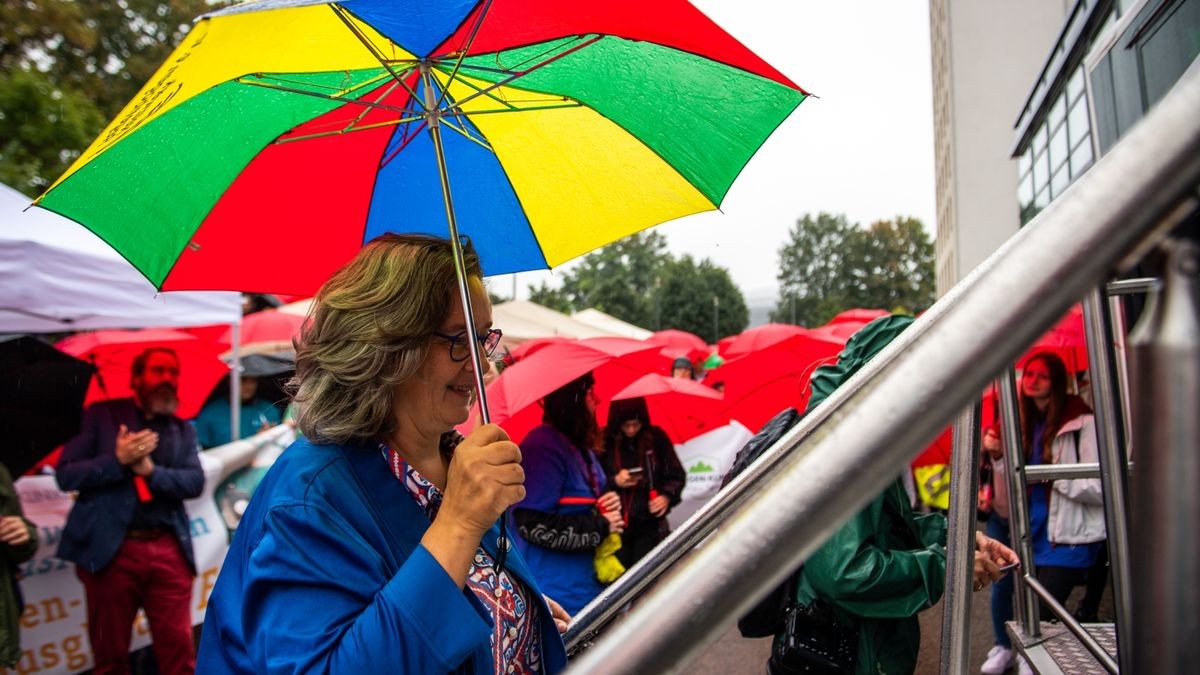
[4,233,1114,674]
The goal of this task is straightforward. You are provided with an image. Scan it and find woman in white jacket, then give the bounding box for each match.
[1019,352,1106,606]
[980,352,1106,675]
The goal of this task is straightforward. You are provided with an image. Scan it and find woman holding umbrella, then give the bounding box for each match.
[510,373,625,616]
[198,234,568,674]
[602,397,686,568]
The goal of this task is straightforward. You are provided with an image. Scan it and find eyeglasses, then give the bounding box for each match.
[432,328,503,362]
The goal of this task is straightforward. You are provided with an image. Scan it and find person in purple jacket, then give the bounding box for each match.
[197,234,568,674]
[510,373,624,616]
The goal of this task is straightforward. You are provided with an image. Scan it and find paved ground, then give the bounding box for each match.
[683,591,995,675]
[682,554,1114,674]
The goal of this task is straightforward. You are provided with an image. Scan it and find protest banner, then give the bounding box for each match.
[3,425,294,675]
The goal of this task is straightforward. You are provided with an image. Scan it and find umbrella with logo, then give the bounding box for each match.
[35,0,807,298]
[36,0,806,566]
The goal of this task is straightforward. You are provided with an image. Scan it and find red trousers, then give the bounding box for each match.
[76,533,195,675]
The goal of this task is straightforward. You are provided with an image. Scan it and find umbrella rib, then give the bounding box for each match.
[378,119,430,169]
[438,115,492,152]
[328,3,425,110]
[433,0,496,111]
[445,35,602,112]
[235,77,422,117]
[343,79,405,131]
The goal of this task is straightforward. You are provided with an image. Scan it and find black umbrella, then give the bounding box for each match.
[234,352,296,378]
[0,335,95,476]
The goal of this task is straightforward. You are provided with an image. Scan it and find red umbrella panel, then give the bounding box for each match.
[704,337,842,434]
[218,308,307,355]
[481,337,669,443]
[910,387,1000,510]
[1018,304,1088,374]
[505,336,574,364]
[55,329,230,420]
[646,329,710,362]
[718,323,807,358]
[598,373,727,444]
[824,308,890,326]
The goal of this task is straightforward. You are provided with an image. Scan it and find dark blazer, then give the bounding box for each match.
[55,398,204,574]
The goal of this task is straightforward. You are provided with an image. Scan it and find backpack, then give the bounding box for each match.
[720,407,804,639]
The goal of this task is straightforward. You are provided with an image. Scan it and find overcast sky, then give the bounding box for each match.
[501,0,936,308]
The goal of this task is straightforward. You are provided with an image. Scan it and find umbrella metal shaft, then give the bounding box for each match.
[421,62,491,424]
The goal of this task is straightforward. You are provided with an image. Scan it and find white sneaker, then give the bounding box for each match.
[1017,656,1034,675]
[981,646,1014,674]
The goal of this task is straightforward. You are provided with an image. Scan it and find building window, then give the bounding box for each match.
[1016,61,1097,223]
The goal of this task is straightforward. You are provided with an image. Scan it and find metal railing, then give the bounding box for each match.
[564,68,1200,673]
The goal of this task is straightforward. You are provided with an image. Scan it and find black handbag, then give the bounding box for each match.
[767,594,858,675]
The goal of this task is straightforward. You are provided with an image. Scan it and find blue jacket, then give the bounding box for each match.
[56,398,204,573]
[510,425,606,616]
[197,438,568,674]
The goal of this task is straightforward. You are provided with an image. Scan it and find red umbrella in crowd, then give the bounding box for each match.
[217,308,307,355]
[55,329,229,420]
[910,387,999,510]
[1018,304,1088,374]
[478,337,668,443]
[597,373,727,444]
[506,336,573,364]
[719,323,807,358]
[646,329,710,362]
[825,308,890,326]
[705,331,844,434]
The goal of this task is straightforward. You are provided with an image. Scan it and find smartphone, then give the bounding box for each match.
[997,561,1020,574]
[627,467,644,475]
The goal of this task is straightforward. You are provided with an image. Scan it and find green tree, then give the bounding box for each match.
[528,231,671,326]
[527,281,573,314]
[0,1,225,193]
[0,68,104,194]
[772,212,856,326]
[524,230,748,336]
[658,255,748,342]
[772,213,934,326]
[849,216,935,314]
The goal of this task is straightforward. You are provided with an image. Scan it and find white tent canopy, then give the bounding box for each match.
[572,308,653,340]
[0,182,242,332]
[492,300,620,344]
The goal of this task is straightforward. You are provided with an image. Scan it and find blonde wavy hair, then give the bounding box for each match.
[290,233,483,445]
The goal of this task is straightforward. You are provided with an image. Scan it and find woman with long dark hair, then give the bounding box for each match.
[981,351,1105,675]
[511,373,624,616]
[601,397,686,568]
[1019,352,1105,608]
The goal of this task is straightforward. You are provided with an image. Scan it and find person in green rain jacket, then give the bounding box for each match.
[782,315,1015,675]
[0,463,39,667]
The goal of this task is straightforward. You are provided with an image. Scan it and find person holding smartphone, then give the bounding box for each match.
[601,397,686,568]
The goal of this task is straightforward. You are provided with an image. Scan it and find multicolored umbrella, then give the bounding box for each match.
[37,0,806,565]
[35,0,808,298]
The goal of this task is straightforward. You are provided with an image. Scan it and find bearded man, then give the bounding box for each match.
[56,347,204,675]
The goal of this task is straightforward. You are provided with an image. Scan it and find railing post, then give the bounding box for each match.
[1130,238,1200,674]
[1081,286,1135,673]
[939,401,982,675]
[998,368,1040,635]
